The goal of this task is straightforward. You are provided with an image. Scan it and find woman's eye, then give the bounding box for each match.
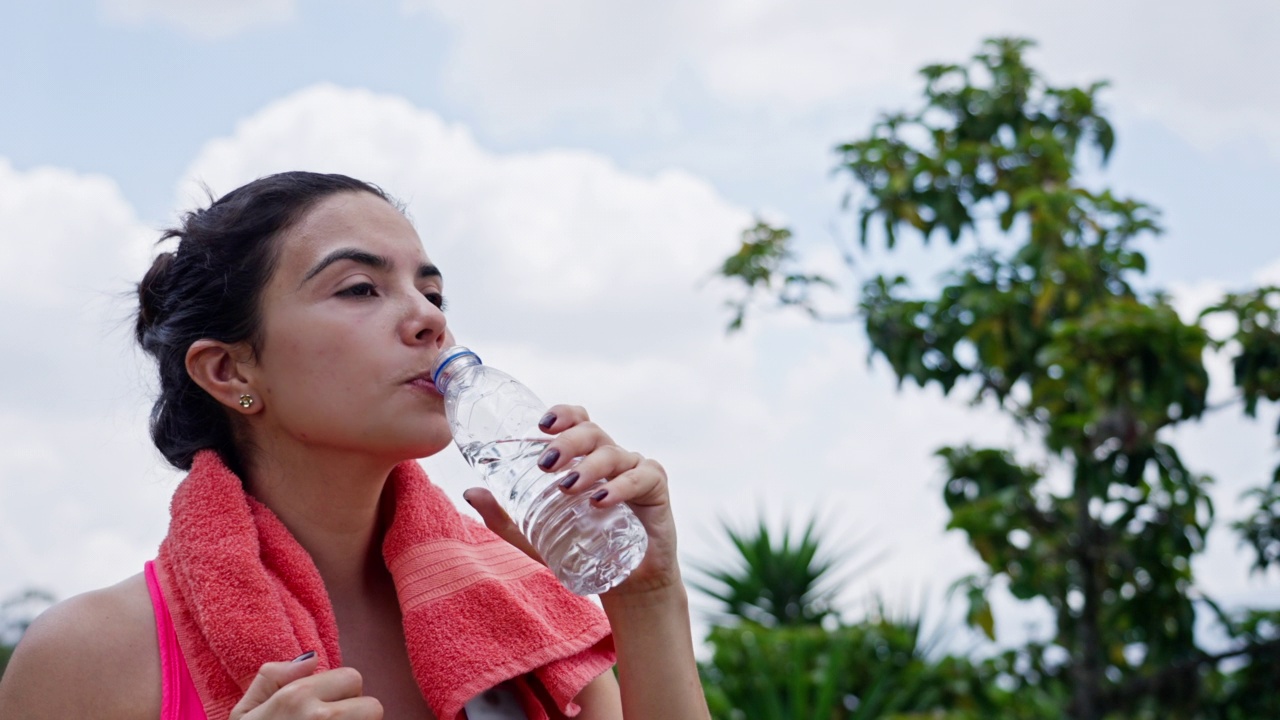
[426,292,448,311]
[338,282,377,297]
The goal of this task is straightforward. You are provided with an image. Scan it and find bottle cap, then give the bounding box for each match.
[431,346,481,388]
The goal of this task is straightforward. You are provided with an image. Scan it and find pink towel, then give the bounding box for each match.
[154,450,615,720]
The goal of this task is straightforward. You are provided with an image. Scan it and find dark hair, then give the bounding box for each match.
[135,171,395,471]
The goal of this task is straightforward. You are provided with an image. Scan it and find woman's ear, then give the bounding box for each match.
[185,339,261,414]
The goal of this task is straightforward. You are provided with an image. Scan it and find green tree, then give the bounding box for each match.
[717,38,1280,720]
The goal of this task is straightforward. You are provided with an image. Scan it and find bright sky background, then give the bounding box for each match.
[1,0,1278,653]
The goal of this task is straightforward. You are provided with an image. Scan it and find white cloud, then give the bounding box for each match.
[7,81,1274,646]
[407,0,1280,156]
[1254,257,1280,288]
[176,85,1030,634]
[181,84,751,357]
[98,0,295,39]
[0,159,173,602]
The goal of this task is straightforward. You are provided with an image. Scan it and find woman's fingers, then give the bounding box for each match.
[463,487,547,566]
[537,404,590,435]
[579,456,666,508]
[554,447,655,502]
[231,658,383,720]
[532,405,666,507]
[320,696,387,719]
[298,667,365,704]
[536,425,616,475]
[231,655,319,718]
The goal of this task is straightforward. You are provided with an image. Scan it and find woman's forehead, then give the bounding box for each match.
[279,192,432,273]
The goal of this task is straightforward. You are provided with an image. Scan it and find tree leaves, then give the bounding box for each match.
[1201,287,1280,417]
[712,34,1280,718]
[699,605,995,720]
[716,219,840,331]
[1234,479,1280,573]
[834,38,1123,253]
[1200,288,1280,573]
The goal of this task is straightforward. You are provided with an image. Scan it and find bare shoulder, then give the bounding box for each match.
[0,573,160,720]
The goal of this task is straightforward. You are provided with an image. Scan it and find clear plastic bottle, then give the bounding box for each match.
[431,346,648,595]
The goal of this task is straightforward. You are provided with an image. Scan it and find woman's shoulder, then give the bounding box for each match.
[0,572,160,720]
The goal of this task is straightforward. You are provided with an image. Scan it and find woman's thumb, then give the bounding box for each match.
[463,488,546,566]
[230,652,319,719]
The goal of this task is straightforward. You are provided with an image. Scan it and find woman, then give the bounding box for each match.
[0,172,709,719]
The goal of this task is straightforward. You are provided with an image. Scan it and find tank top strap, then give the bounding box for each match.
[145,561,209,720]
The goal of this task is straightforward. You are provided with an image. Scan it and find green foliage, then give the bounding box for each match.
[700,611,988,720]
[1201,609,1280,719]
[691,515,989,718]
[691,516,865,628]
[1202,288,1280,573]
[1201,287,1280,418]
[714,36,1280,719]
[0,644,12,681]
[718,219,838,331]
[843,47,1220,711]
[835,38,1119,249]
[1234,479,1280,572]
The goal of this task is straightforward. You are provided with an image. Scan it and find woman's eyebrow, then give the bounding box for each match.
[302,248,388,286]
[300,248,442,287]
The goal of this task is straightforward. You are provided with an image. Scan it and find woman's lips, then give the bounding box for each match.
[408,375,437,392]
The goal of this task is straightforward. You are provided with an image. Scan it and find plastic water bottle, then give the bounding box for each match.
[430,346,648,595]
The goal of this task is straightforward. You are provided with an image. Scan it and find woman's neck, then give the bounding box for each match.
[240,441,400,593]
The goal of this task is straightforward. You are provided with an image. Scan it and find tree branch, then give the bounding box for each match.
[1203,396,1244,415]
[1103,636,1280,711]
[1071,460,1105,720]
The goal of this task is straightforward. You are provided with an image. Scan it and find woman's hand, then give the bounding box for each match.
[230,654,383,720]
[466,404,710,719]
[463,404,681,596]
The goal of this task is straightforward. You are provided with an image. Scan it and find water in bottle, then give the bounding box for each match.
[430,346,648,595]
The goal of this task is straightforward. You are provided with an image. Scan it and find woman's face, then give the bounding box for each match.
[247,191,456,461]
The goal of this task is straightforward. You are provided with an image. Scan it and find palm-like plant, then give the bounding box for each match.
[693,514,987,719]
[691,515,871,628]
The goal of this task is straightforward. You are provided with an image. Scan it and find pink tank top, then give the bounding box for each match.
[145,562,208,720]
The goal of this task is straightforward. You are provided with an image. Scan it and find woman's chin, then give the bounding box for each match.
[385,435,454,461]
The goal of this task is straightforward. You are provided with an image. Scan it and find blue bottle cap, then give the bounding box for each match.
[431,346,481,388]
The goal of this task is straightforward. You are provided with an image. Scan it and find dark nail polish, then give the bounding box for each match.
[293,650,316,663]
[559,471,579,489]
[538,448,560,470]
[590,489,608,502]
[539,412,557,430]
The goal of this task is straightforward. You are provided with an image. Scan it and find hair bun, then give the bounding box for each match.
[135,250,176,344]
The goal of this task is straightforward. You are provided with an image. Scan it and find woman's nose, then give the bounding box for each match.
[403,293,447,347]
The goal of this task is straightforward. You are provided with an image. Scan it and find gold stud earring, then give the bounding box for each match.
[239,394,255,409]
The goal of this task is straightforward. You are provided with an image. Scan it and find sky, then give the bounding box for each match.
[1,0,1278,653]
